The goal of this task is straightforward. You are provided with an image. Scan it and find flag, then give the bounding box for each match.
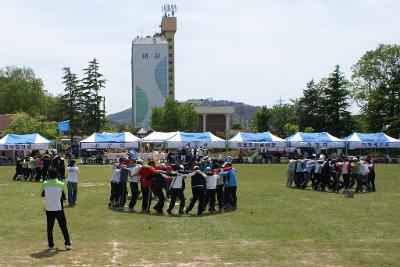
[57,120,70,133]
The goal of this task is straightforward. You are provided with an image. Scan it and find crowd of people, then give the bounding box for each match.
[109,155,238,216]
[12,152,66,182]
[286,153,376,193]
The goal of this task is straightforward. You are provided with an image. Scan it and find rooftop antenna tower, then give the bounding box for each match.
[162,4,177,16]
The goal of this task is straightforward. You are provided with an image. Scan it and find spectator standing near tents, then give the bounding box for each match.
[35,156,43,182]
[12,156,23,180]
[40,168,72,250]
[66,160,79,206]
[365,155,376,192]
[28,157,36,181]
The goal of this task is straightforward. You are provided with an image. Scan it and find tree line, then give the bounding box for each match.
[0,59,108,140]
[253,44,400,138]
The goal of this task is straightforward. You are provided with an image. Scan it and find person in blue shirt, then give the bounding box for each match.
[219,162,237,210]
[200,156,212,172]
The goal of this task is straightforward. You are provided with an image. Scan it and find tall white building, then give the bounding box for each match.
[131,36,169,129]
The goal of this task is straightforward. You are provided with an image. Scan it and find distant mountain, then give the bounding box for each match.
[106,99,260,127]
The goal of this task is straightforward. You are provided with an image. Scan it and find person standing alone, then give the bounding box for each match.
[40,168,71,250]
[66,160,80,206]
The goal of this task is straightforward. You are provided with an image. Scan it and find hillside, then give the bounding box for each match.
[106,99,260,126]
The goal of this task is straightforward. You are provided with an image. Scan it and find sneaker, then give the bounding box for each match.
[129,208,136,212]
[48,245,55,250]
[65,244,72,250]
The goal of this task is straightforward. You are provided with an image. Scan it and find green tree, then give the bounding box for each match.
[0,66,48,116]
[352,44,400,135]
[295,79,323,131]
[5,112,58,139]
[60,67,84,139]
[254,106,271,132]
[180,103,199,132]
[320,65,353,136]
[283,123,299,137]
[304,126,315,133]
[232,123,242,130]
[81,59,106,133]
[269,103,296,136]
[150,98,199,132]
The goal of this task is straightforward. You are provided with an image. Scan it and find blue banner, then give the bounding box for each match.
[57,120,70,133]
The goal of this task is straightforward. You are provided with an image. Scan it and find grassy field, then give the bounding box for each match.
[0,164,399,266]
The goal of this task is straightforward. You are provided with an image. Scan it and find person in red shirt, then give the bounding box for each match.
[138,161,157,212]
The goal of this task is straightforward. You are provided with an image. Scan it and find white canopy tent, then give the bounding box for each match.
[0,133,52,150]
[80,132,141,149]
[165,132,226,148]
[142,131,178,143]
[227,131,287,149]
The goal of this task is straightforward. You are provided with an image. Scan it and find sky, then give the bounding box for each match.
[1,0,400,114]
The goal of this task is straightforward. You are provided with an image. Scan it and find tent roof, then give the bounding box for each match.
[228,132,285,142]
[166,132,224,143]
[0,133,51,145]
[80,132,141,143]
[343,132,400,143]
[142,131,178,143]
[286,132,343,142]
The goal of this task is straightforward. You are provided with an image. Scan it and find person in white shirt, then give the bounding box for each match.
[286,157,297,187]
[167,165,190,215]
[109,161,121,208]
[204,167,218,213]
[127,160,142,212]
[66,160,80,206]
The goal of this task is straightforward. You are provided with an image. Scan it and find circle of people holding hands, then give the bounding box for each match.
[109,155,238,216]
[286,153,376,193]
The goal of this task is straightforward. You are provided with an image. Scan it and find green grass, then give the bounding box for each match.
[0,164,399,266]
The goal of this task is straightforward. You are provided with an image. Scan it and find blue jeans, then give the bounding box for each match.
[67,181,78,204]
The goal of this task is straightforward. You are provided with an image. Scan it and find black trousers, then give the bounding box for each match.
[204,189,216,211]
[186,187,205,215]
[141,187,152,211]
[128,182,139,209]
[46,210,71,247]
[152,187,165,213]
[118,182,127,207]
[368,172,376,191]
[35,167,42,181]
[342,174,351,189]
[168,188,185,213]
[224,186,237,208]
[216,184,224,210]
[109,182,119,205]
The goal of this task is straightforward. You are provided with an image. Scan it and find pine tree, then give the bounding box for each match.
[296,79,323,131]
[321,65,353,136]
[81,59,106,133]
[61,67,83,140]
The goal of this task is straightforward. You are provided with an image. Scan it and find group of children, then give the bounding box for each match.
[108,155,238,216]
[286,154,376,193]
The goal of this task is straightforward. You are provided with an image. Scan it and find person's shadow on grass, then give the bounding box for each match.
[30,248,63,259]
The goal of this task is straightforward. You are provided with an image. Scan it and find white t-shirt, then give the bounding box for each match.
[128,165,141,183]
[206,174,218,189]
[111,166,121,183]
[67,166,80,183]
[171,173,185,189]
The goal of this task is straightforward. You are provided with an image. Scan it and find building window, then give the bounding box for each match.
[169,68,172,72]
[169,53,172,57]
[167,38,172,42]
[169,45,172,49]
[169,83,173,87]
[169,76,173,80]
[169,61,172,65]
[169,90,173,95]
